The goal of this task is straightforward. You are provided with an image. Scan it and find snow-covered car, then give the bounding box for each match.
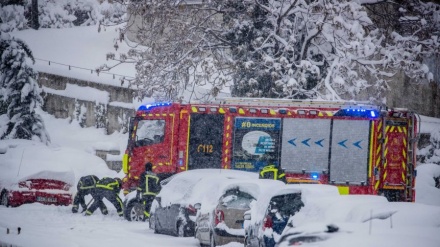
[0,171,74,207]
[195,179,285,247]
[148,169,258,237]
[275,223,345,247]
[244,185,304,247]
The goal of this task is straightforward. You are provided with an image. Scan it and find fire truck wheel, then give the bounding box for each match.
[124,200,145,222]
[0,190,9,207]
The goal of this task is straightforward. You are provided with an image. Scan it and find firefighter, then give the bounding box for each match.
[259,164,287,183]
[85,177,124,217]
[72,175,107,214]
[136,162,161,218]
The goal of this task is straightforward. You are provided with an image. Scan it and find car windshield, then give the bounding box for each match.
[220,189,254,209]
[268,193,303,217]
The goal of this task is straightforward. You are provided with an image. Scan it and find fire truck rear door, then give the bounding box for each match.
[382,119,408,189]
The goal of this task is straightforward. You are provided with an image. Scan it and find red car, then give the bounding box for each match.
[0,171,73,207]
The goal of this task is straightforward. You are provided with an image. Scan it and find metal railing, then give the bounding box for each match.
[35,58,135,81]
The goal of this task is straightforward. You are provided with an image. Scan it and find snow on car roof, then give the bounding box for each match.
[0,139,118,186]
[157,169,258,206]
[196,178,285,214]
[247,183,303,225]
[19,170,75,186]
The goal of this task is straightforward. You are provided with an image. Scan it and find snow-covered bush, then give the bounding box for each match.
[34,0,76,28]
[95,0,125,26]
[26,0,123,28]
[424,131,440,165]
[94,103,107,129]
[72,100,87,128]
[0,0,126,30]
[0,5,27,32]
[117,112,129,134]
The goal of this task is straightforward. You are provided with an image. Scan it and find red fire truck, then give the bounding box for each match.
[122,98,418,203]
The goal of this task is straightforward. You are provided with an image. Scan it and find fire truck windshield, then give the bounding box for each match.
[135,119,165,146]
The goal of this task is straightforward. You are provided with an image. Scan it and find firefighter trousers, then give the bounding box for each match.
[86,189,122,216]
[140,195,155,218]
[72,190,107,213]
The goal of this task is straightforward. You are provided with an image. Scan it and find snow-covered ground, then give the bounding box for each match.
[0,107,440,247]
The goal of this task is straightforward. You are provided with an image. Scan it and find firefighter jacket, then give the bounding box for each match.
[259,165,286,183]
[77,175,99,193]
[137,171,160,196]
[95,177,122,194]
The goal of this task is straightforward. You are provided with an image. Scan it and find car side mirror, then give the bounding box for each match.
[244,212,251,221]
[194,203,201,210]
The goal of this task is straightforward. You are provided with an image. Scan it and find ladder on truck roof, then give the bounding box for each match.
[211,97,382,110]
[404,113,418,202]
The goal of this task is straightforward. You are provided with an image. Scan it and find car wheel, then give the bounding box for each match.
[152,214,160,234]
[124,200,145,222]
[244,235,250,247]
[210,233,216,247]
[149,213,156,230]
[177,221,185,237]
[0,190,8,207]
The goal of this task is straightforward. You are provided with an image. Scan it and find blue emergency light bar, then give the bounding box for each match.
[310,172,319,180]
[334,108,379,118]
[138,102,172,111]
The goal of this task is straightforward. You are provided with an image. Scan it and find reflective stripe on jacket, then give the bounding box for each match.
[137,171,160,196]
[96,177,121,193]
[259,165,286,182]
[77,175,99,191]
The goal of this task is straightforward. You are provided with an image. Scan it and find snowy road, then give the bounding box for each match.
[0,204,208,247]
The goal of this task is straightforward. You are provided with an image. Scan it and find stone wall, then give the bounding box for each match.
[386,73,440,118]
[39,72,136,134]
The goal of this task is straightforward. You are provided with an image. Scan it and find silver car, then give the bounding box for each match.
[196,179,285,247]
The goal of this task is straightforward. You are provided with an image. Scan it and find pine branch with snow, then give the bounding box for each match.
[0,32,50,144]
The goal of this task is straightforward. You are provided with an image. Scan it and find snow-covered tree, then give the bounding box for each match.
[0,0,126,30]
[0,32,50,144]
[0,4,27,32]
[27,0,125,28]
[100,0,229,101]
[105,0,439,102]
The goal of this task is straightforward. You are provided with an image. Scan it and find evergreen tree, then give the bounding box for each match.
[0,32,50,144]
